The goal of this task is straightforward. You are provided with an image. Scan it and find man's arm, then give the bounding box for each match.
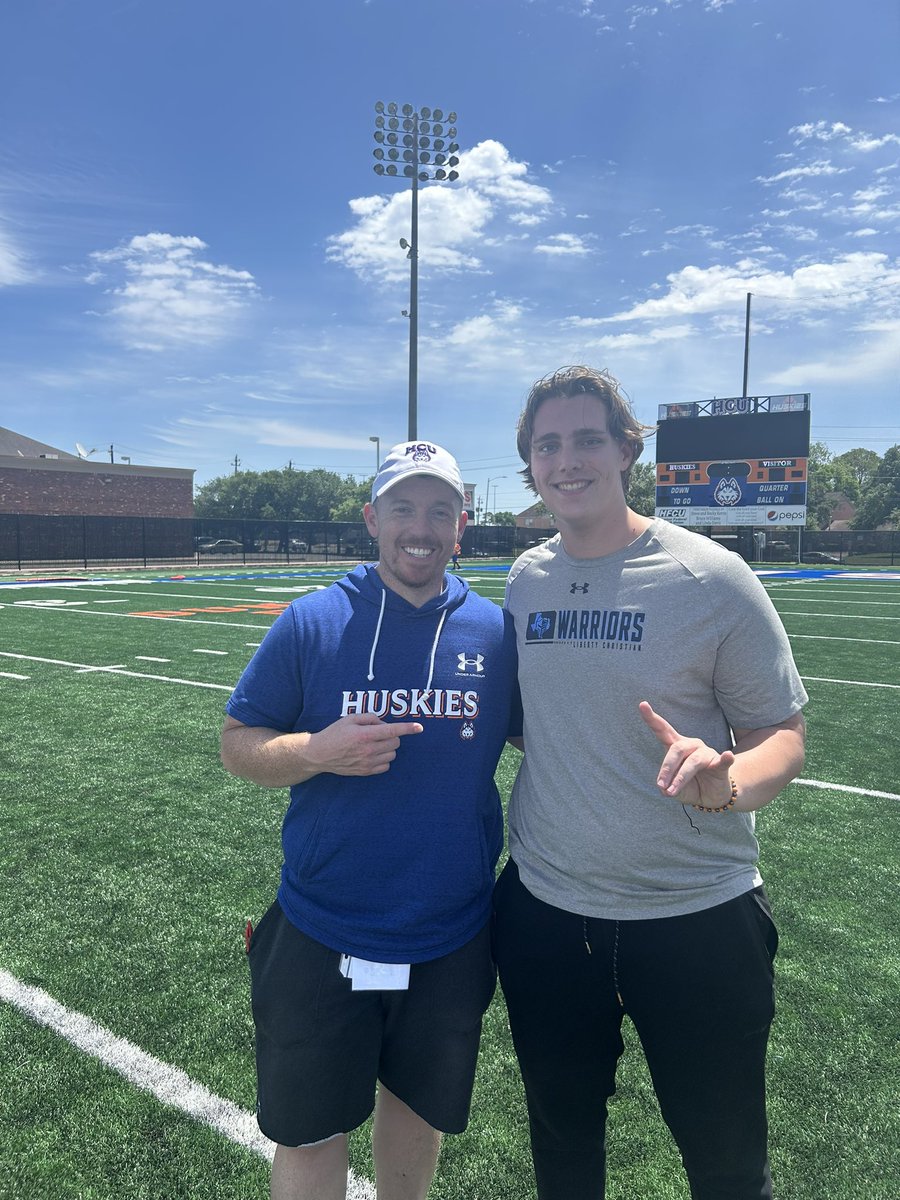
[639,703,806,812]
[220,713,424,788]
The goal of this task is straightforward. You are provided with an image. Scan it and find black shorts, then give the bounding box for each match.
[248,902,496,1146]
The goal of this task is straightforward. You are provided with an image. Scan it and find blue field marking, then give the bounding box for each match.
[753,568,900,581]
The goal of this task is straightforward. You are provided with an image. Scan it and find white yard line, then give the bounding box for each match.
[796,779,900,801]
[0,652,233,692]
[777,610,900,621]
[771,597,900,607]
[800,675,900,690]
[789,634,900,645]
[0,970,376,1199]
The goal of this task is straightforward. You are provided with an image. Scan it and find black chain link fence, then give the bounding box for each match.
[0,514,896,569]
[0,514,521,569]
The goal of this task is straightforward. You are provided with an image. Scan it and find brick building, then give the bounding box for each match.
[0,426,194,517]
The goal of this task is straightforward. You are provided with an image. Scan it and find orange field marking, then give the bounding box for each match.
[130,602,290,618]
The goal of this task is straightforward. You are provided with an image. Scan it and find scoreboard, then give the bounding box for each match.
[654,395,811,527]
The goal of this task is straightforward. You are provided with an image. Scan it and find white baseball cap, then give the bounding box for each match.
[371,441,465,504]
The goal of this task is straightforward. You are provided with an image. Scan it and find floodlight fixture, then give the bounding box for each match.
[372,101,461,440]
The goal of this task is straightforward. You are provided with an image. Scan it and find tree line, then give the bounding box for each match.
[195,446,900,531]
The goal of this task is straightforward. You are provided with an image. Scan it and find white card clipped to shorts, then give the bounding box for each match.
[339,955,411,991]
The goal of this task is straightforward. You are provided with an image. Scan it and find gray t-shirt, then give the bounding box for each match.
[505,519,808,920]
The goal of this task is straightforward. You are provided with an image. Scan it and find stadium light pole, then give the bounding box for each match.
[373,101,460,440]
[369,435,380,471]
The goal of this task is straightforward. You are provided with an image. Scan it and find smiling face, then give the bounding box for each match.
[363,475,466,606]
[529,392,634,551]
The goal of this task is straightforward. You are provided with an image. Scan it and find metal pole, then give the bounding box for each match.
[742,292,751,397]
[408,148,419,441]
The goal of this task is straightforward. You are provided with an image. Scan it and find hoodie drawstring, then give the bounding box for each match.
[425,610,447,691]
[367,588,387,682]
[366,588,448,688]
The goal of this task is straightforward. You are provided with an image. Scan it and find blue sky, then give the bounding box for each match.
[1,0,898,517]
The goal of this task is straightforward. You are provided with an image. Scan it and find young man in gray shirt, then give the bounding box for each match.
[495,366,807,1200]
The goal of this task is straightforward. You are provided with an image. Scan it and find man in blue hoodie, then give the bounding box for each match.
[221,441,520,1200]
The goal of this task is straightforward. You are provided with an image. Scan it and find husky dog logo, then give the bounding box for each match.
[405,442,437,463]
[713,477,742,506]
[460,721,475,740]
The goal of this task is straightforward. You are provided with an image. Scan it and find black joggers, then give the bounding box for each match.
[493,860,779,1200]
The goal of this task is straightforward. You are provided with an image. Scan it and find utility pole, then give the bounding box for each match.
[232,455,240,475]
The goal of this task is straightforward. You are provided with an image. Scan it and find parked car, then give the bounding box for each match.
[198,538,244,554]
[801,551,841,565]
[289,538,309,553]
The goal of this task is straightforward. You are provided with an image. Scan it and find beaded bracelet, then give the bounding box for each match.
[691,776,738,814]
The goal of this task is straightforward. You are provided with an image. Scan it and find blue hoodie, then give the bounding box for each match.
[226,564,521,962]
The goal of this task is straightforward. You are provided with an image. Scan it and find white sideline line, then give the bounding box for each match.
[0,652,233,692]
[797,778,900,802]
[774,597,900,607]
[779,610,900,621]
[0,671,30,680]
[0,970,377,1199]
[800,675,900,690]
[790,634,900,645]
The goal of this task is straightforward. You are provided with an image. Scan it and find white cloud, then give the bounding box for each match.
[444,299,524,347]
[166,412,369,451]
[756,160,852,185]
[566,322,698,350]
[767,317,900,385]
[789,120,900,154]
[534,233,592,256]
[326,140,552,282]
[594,252,900,324]
[790,121,852,144]
[849,132,900,152]
[0,224,31,285]
[87,232,259,351]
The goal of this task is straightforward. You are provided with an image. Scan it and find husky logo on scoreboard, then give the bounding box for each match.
[713,477,742,506]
